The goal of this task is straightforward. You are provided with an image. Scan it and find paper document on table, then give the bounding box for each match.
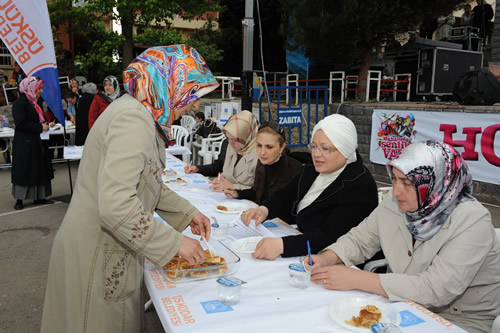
[227,216,275,240]
[40,130,49,140]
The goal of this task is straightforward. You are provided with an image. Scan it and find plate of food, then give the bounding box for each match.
[230,236,263,254]
[328,297,401,332]
[215,201,251,214]
[164,177,188,186]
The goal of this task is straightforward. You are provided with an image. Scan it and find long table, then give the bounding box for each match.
[144,153,466,333]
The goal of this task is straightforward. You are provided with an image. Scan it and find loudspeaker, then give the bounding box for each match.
[453,68,500,105]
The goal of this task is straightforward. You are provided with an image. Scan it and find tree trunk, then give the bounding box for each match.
[357,51,373,101]
[119,9,134,68]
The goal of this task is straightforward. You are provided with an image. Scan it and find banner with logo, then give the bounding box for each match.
[0,0,65,126]
[370,109,500,184]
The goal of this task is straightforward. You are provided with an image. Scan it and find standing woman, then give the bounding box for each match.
[88,75,121,129]
[75,82,96,146]
[11,77,54,210]
[224,121,303,204]
[42,45,219,333]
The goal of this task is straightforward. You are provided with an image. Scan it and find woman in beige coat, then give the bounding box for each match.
[185,110,259,192]
[41,45,219,333]
[309,141,500,333]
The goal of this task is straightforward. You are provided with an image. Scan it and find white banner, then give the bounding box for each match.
[370,109,500,184]
[0,0,65,125]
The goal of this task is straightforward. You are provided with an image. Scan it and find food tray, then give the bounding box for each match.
[162,241,240,283]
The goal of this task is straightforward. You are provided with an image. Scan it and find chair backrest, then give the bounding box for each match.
[181,115,196,131]
[200,134,225,152]
[170,125,189,146]
[495,228,500,242]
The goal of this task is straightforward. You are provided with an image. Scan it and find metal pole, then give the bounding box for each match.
[241,0,254,111]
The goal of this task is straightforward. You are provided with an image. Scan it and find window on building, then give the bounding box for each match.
[0,41,13,67]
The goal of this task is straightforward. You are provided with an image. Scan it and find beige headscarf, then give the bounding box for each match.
[297,114,358,212]
[223,110,258,155]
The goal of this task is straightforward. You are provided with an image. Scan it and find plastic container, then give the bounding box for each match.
[288,263,310,289]
[217,276,243,305]
[162,241,240,283]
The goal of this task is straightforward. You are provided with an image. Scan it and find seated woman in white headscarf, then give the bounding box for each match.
[241,114,379,260]
[309,141,500,333]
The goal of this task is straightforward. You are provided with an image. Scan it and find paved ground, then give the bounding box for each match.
[0,160,498,333]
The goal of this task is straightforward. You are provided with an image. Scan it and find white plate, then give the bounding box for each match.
[214,201,251,214]
[164,178,189,186]
[328,297,401,332]
[230,236,263,254]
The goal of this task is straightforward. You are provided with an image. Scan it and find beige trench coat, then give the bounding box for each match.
[328,192,500,333]
[41,94,199,333]
[222,144,258,190]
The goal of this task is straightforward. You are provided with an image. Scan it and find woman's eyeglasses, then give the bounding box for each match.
[259,121,285,138]
[307,144,337,155]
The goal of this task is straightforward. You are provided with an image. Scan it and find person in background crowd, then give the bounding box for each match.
[461,4,473,26]
[88,75,121,129]
[64,91,78,125]
[41,45,219,333]
[309,141,500,333]
[194,111,221,138]
[0,114,11,163]
[224,121,303,204]
[241,114,379,260]
[472,0,494,45]
[435,13,455,41]
[185,110,259,192]
[74,83,96,146]
[11,77,54,210]
[194,111,205,130]
[69,78,81,95]
[11,62,26,86]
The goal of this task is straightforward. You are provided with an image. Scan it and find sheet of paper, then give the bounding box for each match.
[227,216,275,240]
[40,130,49,140]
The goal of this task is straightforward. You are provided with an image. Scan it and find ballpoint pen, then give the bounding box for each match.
[307,240,312,267]
[217,172,221,182]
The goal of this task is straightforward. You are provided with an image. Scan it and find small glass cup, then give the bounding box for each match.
[217,276,243,305]
[288,263,310,289]
[211,217,229,241]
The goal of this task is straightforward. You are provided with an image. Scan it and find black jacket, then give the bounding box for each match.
[75,92,95,146]
[263,153,378,257]
[11,94,54,185]
[237,153,303,204]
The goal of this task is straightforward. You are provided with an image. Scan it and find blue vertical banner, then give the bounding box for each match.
[0,0,65,126]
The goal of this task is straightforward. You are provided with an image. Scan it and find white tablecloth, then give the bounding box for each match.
[145,154,466,333]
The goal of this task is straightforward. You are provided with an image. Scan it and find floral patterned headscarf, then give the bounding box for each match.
[123,45,219,139]
[223,110,258,156]
[387,140,475,241]
[19,76,45,123]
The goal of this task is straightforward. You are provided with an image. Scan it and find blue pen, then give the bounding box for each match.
[307,240,312,267]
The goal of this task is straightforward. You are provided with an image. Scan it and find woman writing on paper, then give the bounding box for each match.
[223,120,303,204]
[309,141,500,333]
[185,110,259,192]
[241,114,379,260]
[42,45,219,333]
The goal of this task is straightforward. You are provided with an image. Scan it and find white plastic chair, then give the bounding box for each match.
[170,125,190,163]
[492,314,500,333]
[197,133,225,165]
[180,115,196,131]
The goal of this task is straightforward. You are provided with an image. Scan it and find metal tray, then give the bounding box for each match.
[162,241,240,283]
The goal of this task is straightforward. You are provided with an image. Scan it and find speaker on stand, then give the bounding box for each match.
[453,68,500,105]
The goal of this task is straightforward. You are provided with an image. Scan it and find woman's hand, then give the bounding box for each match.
[189,212,211,240]
[223,189,238,199]
[49,121,55,127]
[311,265,357,290]
[241,206,269,226]
[252,237,283,260]
[42,123,49,131]
[177,236,206,265]
[209,175,233,192]
[184,165,199,174]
